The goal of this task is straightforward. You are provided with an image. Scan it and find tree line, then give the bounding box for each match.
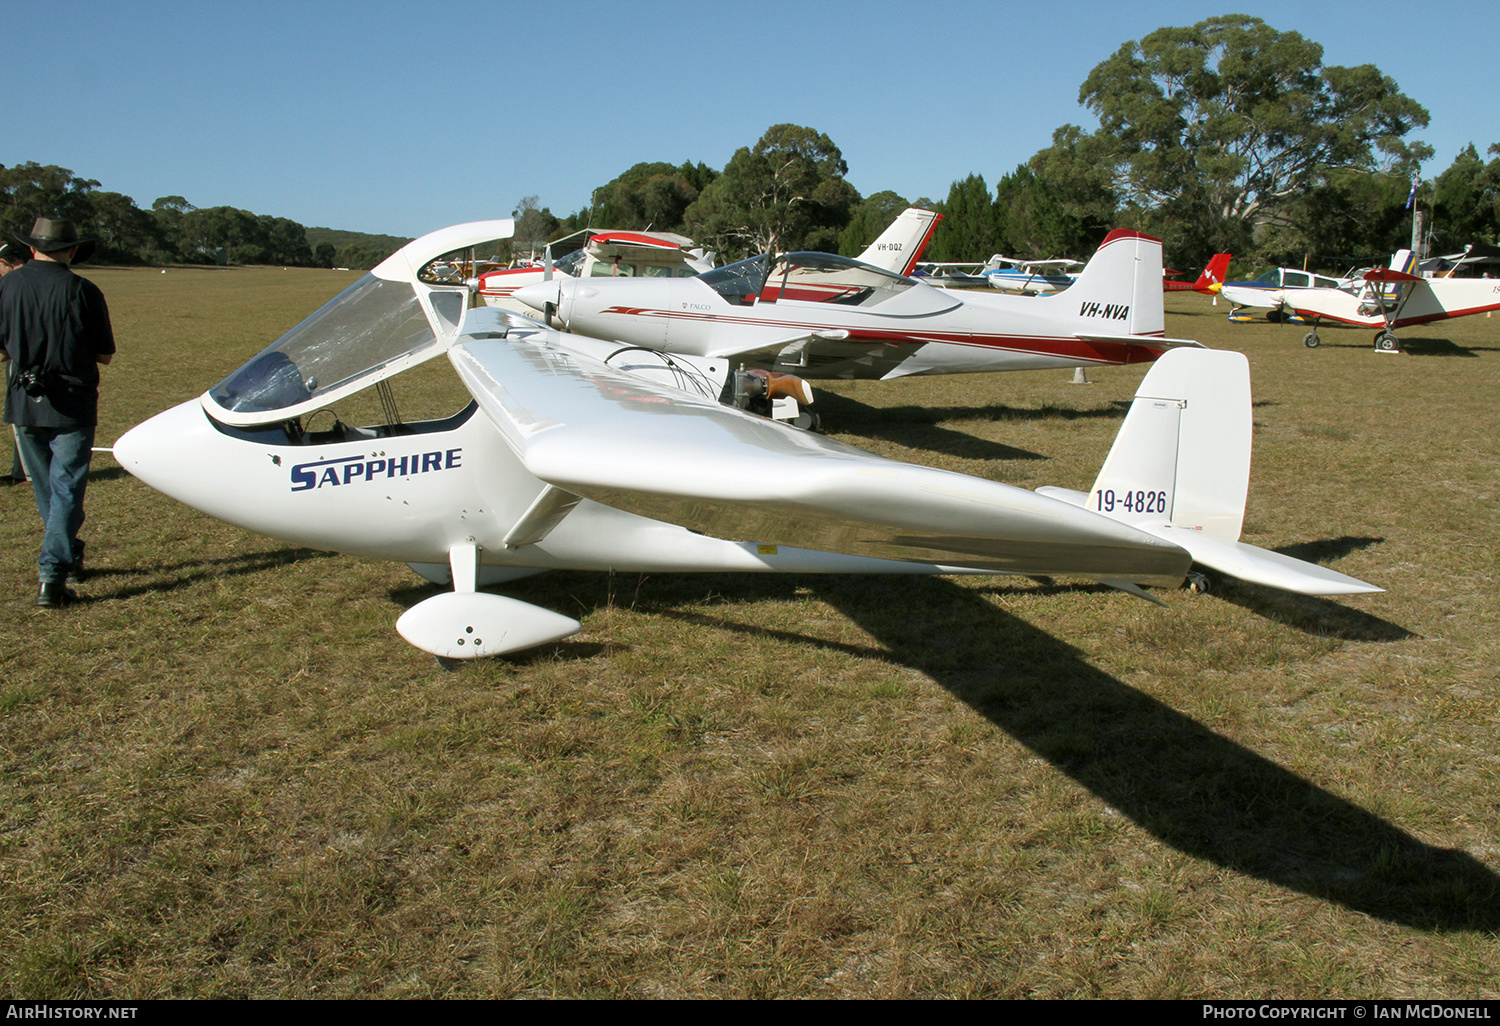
[524,16,1500,276]
[0,164,402,269]
[8,16,1500,277]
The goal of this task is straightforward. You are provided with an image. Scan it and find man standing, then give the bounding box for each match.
[0,242,30,486]
[0,217,115,607]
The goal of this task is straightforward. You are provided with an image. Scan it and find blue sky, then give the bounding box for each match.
[6,0,1496,238]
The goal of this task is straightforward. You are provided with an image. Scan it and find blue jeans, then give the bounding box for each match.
[14,425,94,583]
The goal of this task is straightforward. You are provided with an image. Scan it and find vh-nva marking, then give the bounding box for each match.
[1080,301,1130,320]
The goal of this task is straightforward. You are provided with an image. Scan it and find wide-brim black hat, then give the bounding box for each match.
[13,216,96,263]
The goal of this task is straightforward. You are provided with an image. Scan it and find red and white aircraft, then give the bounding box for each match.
[1287,253,1500,351]
[1164,253,1231,294]
[478,207,942,316]
[514,230,1198,402]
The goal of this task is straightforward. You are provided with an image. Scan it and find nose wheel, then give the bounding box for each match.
[1303,331,1321,348]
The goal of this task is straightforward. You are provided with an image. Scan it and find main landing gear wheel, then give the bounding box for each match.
[1185,570,1211,594]
[1303,331,1321,348]
[1375,331,1400,352]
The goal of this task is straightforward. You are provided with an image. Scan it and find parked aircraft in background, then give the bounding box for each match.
[477,229,714,313]
[111,221,1380,660]
[513,229,1201,427]
[910,261,992,288]
[477,208,941,317]
[1163,253,1232,294]
[852,207,943,276]
[1416,242,1500,278]
[912,253,1084,293]
[983,256,1083,294]
[1218,263,1356,321]
[1287,261,1500,350]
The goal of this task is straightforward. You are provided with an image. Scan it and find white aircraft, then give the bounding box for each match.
[476,229,714,313]
[910,260,992,289]
[1287,258,1500,350]
[983,256,1084,294]
[1218,262,1360,323]
[477,208,942,316]
[111,221,1379,661]
[513,229,1200,422]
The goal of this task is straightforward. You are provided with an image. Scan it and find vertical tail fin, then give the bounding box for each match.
[1040,348,1382,596]
[1086,349,1251,540]
[856,208,943,276]
[1195,253,1231,292]
[1061,229,1166,337]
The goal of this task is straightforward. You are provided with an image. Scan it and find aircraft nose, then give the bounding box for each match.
[112,400,223,507]
[515,280,562,314]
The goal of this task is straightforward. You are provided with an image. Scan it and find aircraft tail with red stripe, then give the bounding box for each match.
[856,208,943,276]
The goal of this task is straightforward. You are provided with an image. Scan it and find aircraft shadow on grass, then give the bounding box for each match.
[505,569,1495,932]
[90,547,338,602]
[1207,536,1413,643]
[1398,337,1497,357]
[1292,335,1496,356]
[811,390,1130,462]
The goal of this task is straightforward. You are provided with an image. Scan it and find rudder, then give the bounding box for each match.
[1087,348,1251,541]
[1063,229,1166,338]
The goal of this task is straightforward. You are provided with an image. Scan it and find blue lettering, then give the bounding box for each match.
[290,448,463,493]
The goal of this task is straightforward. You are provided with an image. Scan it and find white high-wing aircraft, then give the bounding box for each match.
[982,256,1084,294]
[111,221,1379,661]
[1286,251,1500,351]
[477,208,942,316]
[513,229,1200,407]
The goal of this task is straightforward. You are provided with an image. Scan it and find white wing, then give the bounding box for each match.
[449,332,1191,583]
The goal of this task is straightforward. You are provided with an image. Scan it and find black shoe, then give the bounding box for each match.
[67,540,86,584]
[37,580,76,608]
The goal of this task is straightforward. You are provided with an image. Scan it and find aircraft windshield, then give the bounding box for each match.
[554,249,586,276]
[699,254,770,304]
[208,274,436,416]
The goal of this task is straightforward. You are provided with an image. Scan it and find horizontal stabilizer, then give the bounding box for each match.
[1140,528,1382,596]
[1076,333,1204,349]
[1038,487,1380,595]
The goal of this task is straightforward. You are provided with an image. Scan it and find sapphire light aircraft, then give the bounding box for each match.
[513,229,1200,410]
[112,221,1379,660]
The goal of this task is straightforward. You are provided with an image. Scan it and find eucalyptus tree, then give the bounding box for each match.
[1071,14,1430,265]
[684,124,859,260]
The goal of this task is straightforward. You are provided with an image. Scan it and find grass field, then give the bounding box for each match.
[2,267,1497,998]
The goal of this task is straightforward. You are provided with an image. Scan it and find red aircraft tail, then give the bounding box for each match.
[1164,253,1231,293]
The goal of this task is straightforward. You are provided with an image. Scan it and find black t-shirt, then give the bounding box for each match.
[1,259,116,428]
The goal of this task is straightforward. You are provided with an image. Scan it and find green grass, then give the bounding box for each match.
[1,270,1498,997]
